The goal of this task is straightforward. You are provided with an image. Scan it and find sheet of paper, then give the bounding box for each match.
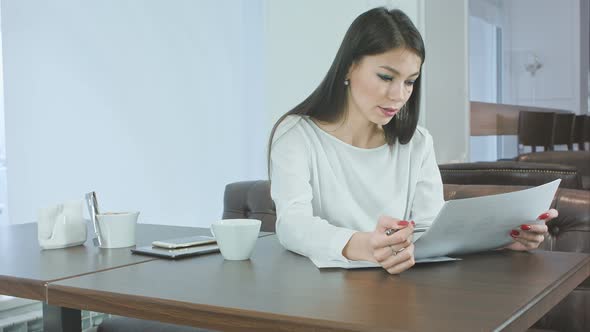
[309,179,560,269]
[413,179,560,260]
[310,256,460,269]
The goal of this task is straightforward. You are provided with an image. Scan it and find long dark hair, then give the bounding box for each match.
[267,7,425,173]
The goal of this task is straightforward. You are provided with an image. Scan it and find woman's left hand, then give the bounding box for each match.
[505,209,558,251]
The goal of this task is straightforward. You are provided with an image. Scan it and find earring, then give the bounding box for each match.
[344,79,350,86]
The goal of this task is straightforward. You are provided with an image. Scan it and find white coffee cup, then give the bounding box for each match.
[96,211,139,248]
[210,219,261,260]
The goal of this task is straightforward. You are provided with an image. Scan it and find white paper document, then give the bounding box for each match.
[311,256,460,269]
[413,179,560,259]
[310,179,560,269]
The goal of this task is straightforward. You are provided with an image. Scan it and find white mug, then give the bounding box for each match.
[210,219,261,260]
[96,212,139,248]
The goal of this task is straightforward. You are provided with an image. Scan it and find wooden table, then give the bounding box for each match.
[470,101,572,136]
[0,223,211,331]
[47,235,590,332]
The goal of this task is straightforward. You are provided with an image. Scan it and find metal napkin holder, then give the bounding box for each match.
[85,191,103,246]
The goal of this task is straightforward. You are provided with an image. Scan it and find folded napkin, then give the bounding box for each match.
[38,200,87,249]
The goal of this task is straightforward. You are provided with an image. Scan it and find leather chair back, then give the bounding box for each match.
[223,180,276,232]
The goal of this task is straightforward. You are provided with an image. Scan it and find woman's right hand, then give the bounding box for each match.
[369,216,416,274]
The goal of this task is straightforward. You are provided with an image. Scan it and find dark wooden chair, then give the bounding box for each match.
[553,113,576,150]
[517,111,556,153]
[581,115,590,150]
[573,115,586,150]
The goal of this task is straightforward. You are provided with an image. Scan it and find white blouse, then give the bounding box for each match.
[270,115,444,266]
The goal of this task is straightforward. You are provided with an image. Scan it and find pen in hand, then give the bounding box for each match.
[385,226,428,236]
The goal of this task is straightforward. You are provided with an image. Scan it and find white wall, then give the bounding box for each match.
[581,0,589,114]
[0,3,4,163]
[0,6,5,226]
[469,14,499,162]
[504,0,584,113]
[2,0,266,226]
[2,0,471,227]
[423,0,470,163]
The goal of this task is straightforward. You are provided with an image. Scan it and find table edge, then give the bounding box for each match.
[0,275,46,301]
[47,284,398,332]
[496,255,590,331]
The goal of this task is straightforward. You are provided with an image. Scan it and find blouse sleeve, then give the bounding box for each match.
[409,131,445,227]
[270,118,357,263]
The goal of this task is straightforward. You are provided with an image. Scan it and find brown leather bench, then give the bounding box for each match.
[515,151,590,190]
[438,161,584,190]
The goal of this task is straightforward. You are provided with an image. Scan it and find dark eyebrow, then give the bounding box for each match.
[379,66,420,78]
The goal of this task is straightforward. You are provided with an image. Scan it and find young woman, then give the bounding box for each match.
[268,7,556,274]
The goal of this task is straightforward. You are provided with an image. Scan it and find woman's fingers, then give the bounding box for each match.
[510,229,545,249]
[376,215,402,232]
[387,257,415,275]
[371,218,413,250]
[372,239,411,262]
[380,243,413,268]
[510,235,543,249]
[537,209,558,222]
[519,223,548,234]
[506,209,556,251]
[381,244,415,274]
[377,216,415,236]
[372,216,418,273]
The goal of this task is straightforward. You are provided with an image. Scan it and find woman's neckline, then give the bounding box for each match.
[305,116,388,151]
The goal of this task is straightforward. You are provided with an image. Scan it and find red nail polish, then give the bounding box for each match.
[398,220,409,226]
[510,230,520,237]
[410,220,415,226]
[538,212,550,220]
[520,225,531,231]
